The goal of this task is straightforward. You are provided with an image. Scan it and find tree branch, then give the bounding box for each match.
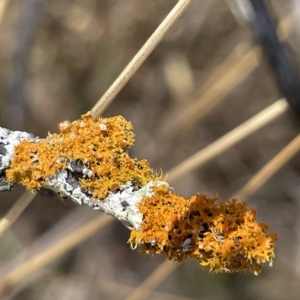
[0,112,277,275]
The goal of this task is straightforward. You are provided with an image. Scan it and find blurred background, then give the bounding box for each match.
[1,0,300,299]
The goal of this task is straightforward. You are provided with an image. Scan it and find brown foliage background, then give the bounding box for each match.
[1,0,300,299]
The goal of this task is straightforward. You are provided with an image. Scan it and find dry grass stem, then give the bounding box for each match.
[0,214,113,294]
[97,280,196,300]
[163,45,261,136]
[235,134,300,200]
[0,191,35,239]
[162,11,295,136]
[167,99,288,182]
[277,11,297,40]
[124,259,177,300]
[91,0,191,119]
[0,0,9,26]
[99,280,197,300]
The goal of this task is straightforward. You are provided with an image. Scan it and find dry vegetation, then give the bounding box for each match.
[0,0,300,299]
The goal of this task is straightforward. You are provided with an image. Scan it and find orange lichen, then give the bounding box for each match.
[129,185,277,275]
[6,113,162,198]
[4,113,277,274]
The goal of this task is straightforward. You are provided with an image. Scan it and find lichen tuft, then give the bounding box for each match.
[129,185,277,275]
[6,113,162,198]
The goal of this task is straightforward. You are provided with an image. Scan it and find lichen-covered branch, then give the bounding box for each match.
[0,113,277,275]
